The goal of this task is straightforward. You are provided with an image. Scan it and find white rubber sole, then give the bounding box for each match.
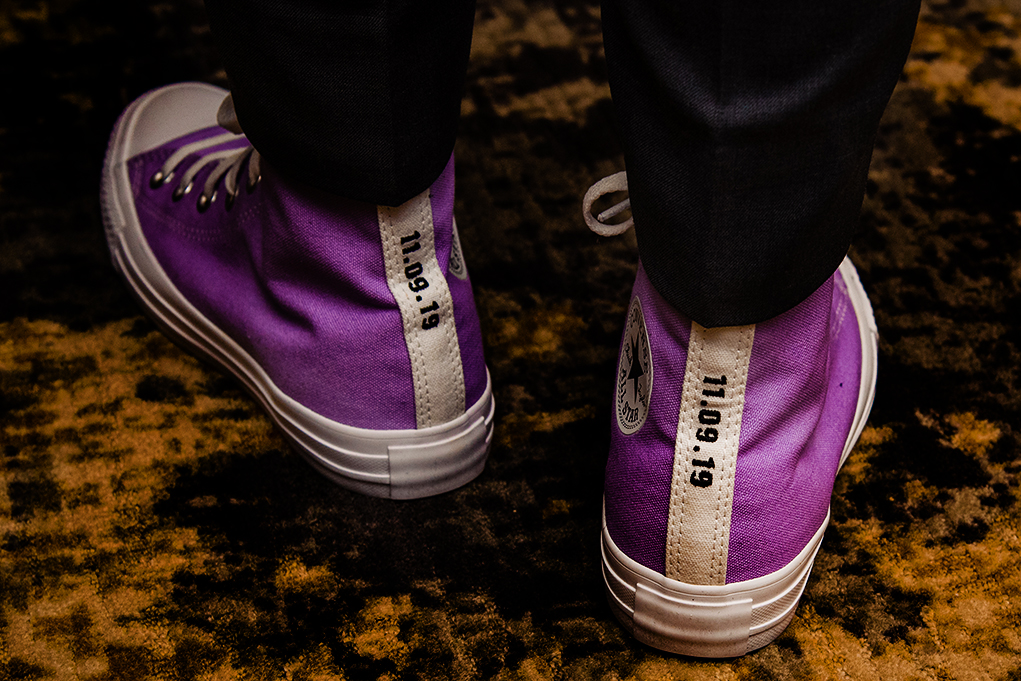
[100,83,495,499]
[602,256,879,657]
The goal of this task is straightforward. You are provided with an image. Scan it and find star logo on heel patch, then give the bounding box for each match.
[617,296,653,434]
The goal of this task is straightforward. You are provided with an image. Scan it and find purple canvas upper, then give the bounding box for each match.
[128,126,486,430]
[604,262,862,583]
[727,272,859,581]
[604,263,689,572]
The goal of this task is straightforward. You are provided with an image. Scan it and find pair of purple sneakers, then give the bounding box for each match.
[101,84,877,656]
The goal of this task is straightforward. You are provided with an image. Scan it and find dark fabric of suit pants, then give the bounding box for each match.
[204,0,476,208]
[205,0,920,327]
[601,0,920,325]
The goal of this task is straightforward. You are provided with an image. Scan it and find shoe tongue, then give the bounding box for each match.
[216,93,244,134]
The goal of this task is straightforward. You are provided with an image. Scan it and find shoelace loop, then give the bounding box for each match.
[149,94,261,212]
[583,170,632,236]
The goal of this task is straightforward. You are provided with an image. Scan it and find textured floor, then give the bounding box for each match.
[3,1,1021,679]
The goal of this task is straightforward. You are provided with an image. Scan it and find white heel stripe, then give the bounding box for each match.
[665,323,755,585]
[379,192,466,428]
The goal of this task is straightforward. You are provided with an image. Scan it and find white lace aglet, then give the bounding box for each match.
[598,198,631,223]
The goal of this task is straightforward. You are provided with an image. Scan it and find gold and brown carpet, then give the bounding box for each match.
[3,1,1021,679]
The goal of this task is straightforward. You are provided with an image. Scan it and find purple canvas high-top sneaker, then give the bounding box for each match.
[101,83,494,499]
[585,175,878,657]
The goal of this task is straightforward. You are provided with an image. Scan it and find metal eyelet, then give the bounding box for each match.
[196,190,216,213]
[172,181,193,202]
[151,170,174,189]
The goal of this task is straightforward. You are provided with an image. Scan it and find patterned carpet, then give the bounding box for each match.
[3,1,1021,679]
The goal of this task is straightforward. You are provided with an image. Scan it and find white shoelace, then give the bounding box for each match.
[149,94,261,211]
[153,114,631,222]
[582,170,632,236]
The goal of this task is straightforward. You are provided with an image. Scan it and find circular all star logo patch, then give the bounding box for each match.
[448,218,468,281]
[616,296,653,435]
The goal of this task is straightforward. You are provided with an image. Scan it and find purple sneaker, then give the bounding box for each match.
[585,176,878,656]
[101,83,494,499]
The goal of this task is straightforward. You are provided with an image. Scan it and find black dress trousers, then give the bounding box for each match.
[204,0,477,208]
[204,0,920,327]
[601,0,920,325]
